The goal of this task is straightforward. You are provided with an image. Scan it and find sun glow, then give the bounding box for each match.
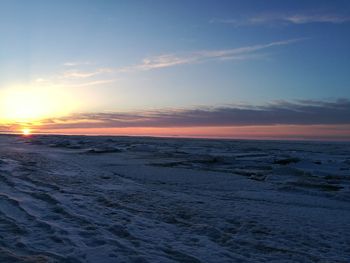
[0,85,77,124]
[21,128,31,136]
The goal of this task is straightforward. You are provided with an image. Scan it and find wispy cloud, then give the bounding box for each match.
[31,72,117,93]
[40,99,350,129]
[34,38,301,89]
[211,13,350,26]
[63,61,92,67]
[284,14,350,24]
[62,68,113,79]
[121,39,301,71]
[58,79,116,88]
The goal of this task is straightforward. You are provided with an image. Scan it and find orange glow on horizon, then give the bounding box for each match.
[36,124,350,141]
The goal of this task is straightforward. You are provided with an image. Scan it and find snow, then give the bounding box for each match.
[0,134,349,262]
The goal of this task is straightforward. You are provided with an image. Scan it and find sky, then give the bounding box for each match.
[0,0,349,140]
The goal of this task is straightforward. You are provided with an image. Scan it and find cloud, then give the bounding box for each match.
[58,39,302,76]
[284,14,350,24]
[63,61,92,67]
[62,68,113,79]
[121,39,301,71]
[31,66,116,91]
[40,99,350,129]
[211,13,350,26]
[58,79,116,88]
[30,38,301,93]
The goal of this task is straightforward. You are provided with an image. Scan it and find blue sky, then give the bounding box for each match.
[0,0,350,138]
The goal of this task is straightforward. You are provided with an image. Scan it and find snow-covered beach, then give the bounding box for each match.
[0,134,349,262]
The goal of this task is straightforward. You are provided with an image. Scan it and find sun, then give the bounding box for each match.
[22,128,32,136]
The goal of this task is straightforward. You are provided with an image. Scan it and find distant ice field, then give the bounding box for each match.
[0,135,349,262]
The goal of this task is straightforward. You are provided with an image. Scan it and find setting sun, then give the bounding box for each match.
[21,128,31,136]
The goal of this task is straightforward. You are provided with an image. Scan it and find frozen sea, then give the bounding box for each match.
[0,134,349,262]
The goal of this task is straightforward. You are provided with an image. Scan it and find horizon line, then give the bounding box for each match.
[2,131,350,143]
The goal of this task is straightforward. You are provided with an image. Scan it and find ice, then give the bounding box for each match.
[0,134,349,262]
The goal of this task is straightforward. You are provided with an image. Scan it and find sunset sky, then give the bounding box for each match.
[0,0,350,140]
